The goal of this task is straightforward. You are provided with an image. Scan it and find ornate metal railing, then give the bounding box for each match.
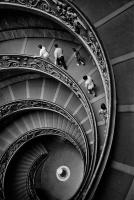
[0,55,98,199]
[1,128,85,200]
[0,0,111,136]
[0,55,97,162]
[0,0,111,127]
[0,99,88,150]
[0,55,96,132]
[0,54,97,199]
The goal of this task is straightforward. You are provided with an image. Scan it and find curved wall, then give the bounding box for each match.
[73,0,134,199]
[1,1,125,200]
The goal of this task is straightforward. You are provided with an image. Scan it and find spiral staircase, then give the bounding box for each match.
[0,0,133,200]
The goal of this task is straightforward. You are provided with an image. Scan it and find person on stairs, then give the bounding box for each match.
[99,103,107,125]
[73,16,81,34]
[83,75,96,97]
[54,44,67,70]
[72,48,85,66]
[34,44,50,60]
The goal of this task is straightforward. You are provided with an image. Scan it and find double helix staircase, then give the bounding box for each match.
[0,1,116,200]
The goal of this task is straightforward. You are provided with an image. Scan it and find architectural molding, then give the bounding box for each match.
[111,51,134,66]
[118,105,134,113]
[112,160,134,176]
[94,1,134,28]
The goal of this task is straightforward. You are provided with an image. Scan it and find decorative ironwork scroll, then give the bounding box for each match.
[0,99,87,140]
[0,0,111,128]
[0,55,96,147]
[0,99,76,123]
[0,99,88,152]
[0,55,97,198]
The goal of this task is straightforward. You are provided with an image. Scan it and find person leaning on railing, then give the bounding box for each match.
[34,44,50,61]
